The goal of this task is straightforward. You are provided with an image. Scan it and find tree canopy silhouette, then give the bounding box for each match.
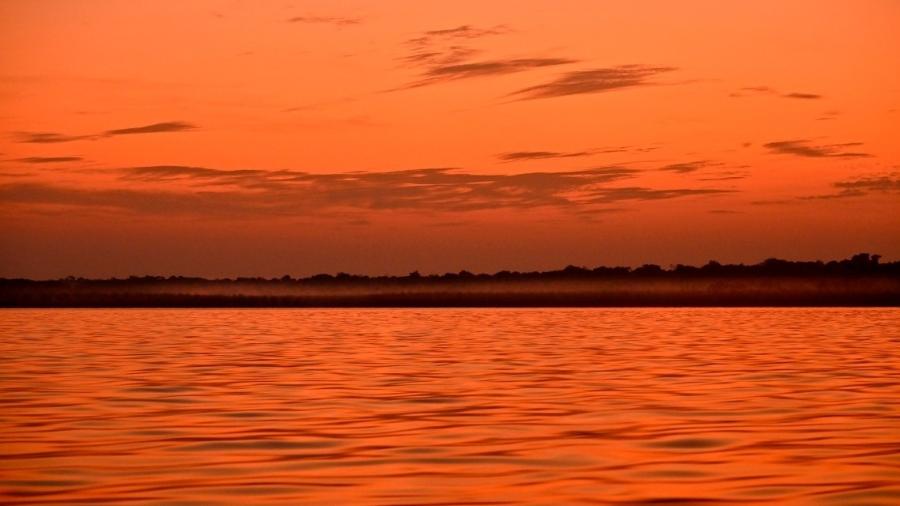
[2,254,897,307]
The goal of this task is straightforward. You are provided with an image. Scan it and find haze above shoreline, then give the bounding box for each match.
[3,254,898,308]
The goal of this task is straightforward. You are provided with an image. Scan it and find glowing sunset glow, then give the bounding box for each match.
[1,0,898,277]
[2,5,899,504]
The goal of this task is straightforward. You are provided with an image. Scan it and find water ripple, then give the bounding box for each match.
[1,308,899,505]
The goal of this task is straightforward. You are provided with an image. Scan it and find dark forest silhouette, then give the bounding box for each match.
[3,254,898,307]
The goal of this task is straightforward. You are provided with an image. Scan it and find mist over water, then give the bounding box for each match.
[1,308,899,505]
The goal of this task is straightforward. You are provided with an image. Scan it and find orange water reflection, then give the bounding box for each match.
[1,309,899,505]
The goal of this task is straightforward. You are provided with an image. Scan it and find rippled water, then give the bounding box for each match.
[1,309,899,505]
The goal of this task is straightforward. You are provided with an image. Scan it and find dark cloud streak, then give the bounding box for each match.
[397,24,576,89]
[510,65,676,100]
[498,151,592,162]
[14,156,83,163]
[1,166,733,217]
[407,25,509,47]
[103,121,196,136]
[659,160,710,174]
[802,175,900,199]
[764,139,872,158]
[14,132,94,144]
[732,87,823,100]
[13,121,197,144]
[405,58,577,88]
[783,92,821,99]
[287,16,360,26]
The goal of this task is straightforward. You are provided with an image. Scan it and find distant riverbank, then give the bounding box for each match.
[4,253,898,308]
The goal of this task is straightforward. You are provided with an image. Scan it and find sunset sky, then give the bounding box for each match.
[1,0,898,278]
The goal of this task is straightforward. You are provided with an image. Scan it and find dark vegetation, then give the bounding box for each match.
[2,254,898,307]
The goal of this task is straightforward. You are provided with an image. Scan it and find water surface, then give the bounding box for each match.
[1,309,899,505]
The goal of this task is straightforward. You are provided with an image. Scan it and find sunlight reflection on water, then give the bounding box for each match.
[1,308,899,505]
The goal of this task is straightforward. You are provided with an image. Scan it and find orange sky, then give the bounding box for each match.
[1,0,898,278]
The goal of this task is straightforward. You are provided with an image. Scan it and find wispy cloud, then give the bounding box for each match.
[783,92,821,100]
[764,139,872,158]
[0,172,34,179]
[585,187,731,203]
[659,160,711,174]
[742,86,775,94]
[497,145,658,162]
[13,121,197,144]
[407,25,509,47]
[403,24,509,67]
[497,151,592,162]
[396,24,577,89]
[121,165,263,181]
[698,171,749,182]
[834,175,899,192]
[731,86,822,100]
[401,46,481,67]
[103,121,196,136]
[749,199,793,206]
[817,110,841,121]
[801,174,900,199]
[13,132,94,144]
[407,58,577,88]
[1,165,733,217]
[427,58,576,79]
[13,156,83,164]
[287,16,361,26]
[510,65,676,100]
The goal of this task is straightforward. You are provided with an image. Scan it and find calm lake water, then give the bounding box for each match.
[1,309,899,505]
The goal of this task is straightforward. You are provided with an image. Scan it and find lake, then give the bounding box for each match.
[1,309,898,505]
